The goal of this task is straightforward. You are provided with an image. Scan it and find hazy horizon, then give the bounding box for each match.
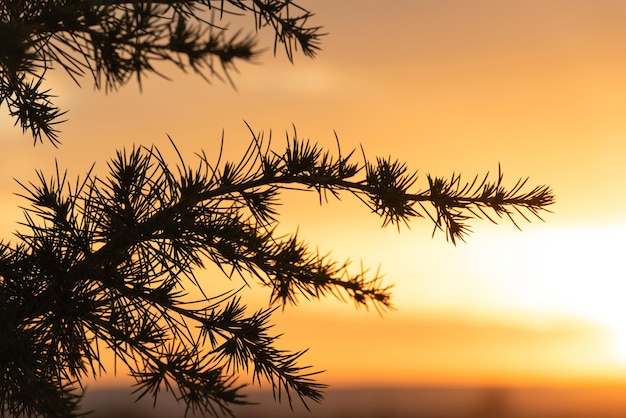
[81,385,626,418]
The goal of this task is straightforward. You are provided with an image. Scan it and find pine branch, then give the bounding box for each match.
[0,0,323,143]
[0,126,554,416]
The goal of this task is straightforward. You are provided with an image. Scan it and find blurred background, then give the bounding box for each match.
[80,386,626,418]
[2,0,626,416]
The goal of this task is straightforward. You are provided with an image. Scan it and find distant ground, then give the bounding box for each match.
[80,385,626,418]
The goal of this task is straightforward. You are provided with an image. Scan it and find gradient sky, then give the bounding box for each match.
[2,1,626,389]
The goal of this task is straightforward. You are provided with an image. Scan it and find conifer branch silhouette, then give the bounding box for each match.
[0,125,553,417]
[0,0,322,143]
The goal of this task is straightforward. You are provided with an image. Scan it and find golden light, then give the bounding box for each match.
[461,224,626,363]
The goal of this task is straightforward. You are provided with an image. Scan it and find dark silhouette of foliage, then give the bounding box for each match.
[0,128,553,417]
[0,1,555,417]
[0,0,322,144]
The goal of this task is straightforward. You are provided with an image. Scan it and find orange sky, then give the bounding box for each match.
[2,1,626,389]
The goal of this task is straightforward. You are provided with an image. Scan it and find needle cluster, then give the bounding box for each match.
[0,0,322,143]
[0,126,553,417]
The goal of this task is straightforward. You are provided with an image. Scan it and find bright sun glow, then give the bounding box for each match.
[464,224,626,362]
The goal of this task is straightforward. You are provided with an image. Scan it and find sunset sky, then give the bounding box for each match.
[2,0,626,390]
